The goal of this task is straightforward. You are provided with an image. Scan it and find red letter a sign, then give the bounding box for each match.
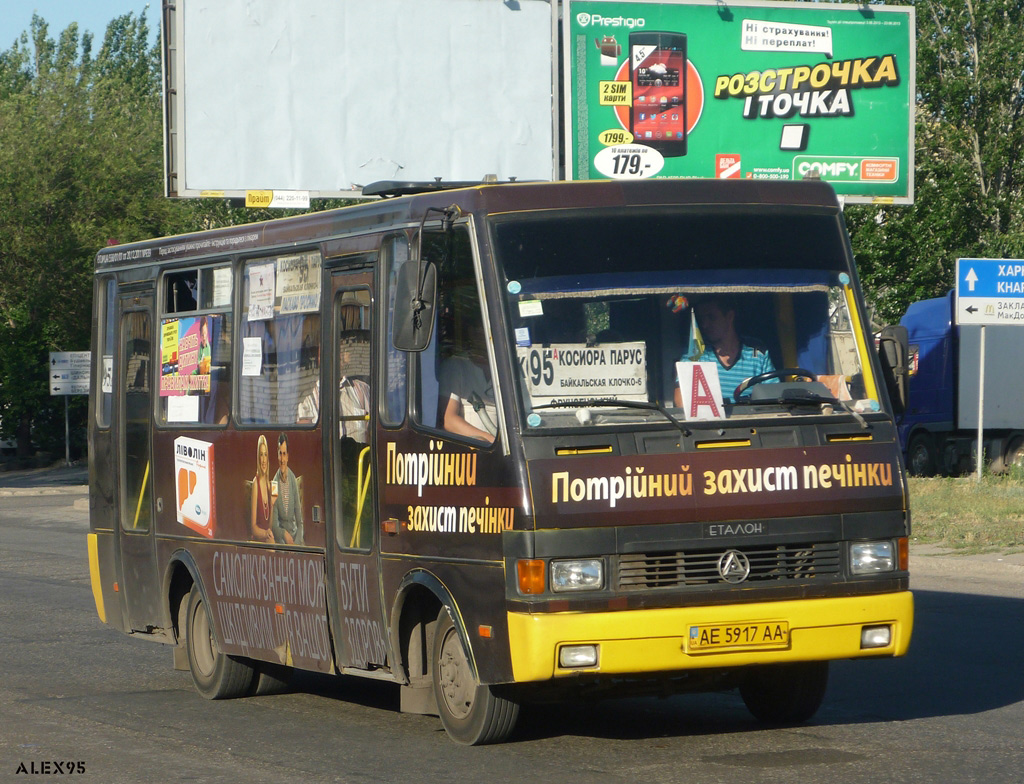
[675,362,726,421]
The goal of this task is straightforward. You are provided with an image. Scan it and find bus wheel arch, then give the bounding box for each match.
[166,552,199,647]
[166,555,198,671]
[392,571,451,687]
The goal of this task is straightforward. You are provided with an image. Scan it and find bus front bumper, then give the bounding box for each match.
[507,591,913,683]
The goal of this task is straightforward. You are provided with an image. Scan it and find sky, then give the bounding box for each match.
[0,1,155,51]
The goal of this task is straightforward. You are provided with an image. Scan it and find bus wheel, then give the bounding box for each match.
[739,661,828,725]
[185,585,256,699]
[431,609,519,745]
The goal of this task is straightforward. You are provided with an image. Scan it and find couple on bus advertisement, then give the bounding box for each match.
[250,433,304,545]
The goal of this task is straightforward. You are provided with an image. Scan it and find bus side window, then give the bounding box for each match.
[383,235,409,426]
[239,252,321,426]
[96,277,117,428]
[157,265,232,426]
[418,227,496,444]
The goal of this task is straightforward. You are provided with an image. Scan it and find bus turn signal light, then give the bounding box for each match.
[516,559,545,595]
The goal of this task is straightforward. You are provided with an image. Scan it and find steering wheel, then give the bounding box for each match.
[733,368,817,400]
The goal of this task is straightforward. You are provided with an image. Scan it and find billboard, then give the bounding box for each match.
[564,0,915,203]
[163,0,556,199]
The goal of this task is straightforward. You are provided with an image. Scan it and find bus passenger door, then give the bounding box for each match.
[116,293,162,632]
[325,273,389,671]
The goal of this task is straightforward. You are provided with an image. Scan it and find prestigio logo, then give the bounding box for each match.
[576,12,646,28]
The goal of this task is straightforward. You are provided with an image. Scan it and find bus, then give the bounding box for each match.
[88,178,913,745]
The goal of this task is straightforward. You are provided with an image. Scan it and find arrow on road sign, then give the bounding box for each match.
[965,267,979,291]
[966,305,978,314]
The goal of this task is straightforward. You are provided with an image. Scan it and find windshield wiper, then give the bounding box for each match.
[532,398,691,437]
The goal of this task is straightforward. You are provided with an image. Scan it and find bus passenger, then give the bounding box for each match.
[338,330,371,444]
[439,320,496,444]
[271,433,304,545]
[296,331,371,440]
[250,435,274,543]
[673,295,776,405]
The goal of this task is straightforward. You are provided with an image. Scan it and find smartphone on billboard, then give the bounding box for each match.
[629,31,687,158]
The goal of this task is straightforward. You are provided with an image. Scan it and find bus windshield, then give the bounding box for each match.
[492,206,879,429]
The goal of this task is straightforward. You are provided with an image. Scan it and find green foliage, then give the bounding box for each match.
[0,11,177,456]
[4,1,1024,454]
[0,11,357,456]
[848,0,1024,323]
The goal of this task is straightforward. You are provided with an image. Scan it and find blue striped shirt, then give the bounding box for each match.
[685,343,776,403]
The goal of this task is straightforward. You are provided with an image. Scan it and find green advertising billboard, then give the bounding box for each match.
[565,0,915,203]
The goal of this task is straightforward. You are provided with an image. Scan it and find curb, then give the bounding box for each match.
[0,486,88,497]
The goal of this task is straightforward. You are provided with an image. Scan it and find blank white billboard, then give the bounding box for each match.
[163,0,556,198]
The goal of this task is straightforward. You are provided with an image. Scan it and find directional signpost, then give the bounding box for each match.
[49,351,91,466]
[955,259,1024,479]
[955,258,1024,325]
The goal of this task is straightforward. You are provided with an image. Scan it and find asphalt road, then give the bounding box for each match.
[1,470,1022,783]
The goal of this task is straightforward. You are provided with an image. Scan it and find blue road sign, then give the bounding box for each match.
[955,258,1024,325]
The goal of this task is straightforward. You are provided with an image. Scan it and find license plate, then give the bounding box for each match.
[687,621,789,652]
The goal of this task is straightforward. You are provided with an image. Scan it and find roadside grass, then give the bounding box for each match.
[909,470,1024,552]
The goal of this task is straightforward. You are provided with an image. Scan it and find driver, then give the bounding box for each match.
[673,295,776,405]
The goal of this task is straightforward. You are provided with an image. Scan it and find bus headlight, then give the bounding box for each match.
[550,559,604,592]
[850,541,895,574]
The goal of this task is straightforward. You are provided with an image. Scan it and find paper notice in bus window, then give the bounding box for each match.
[242,337,262,376]
[517,342,648,403]
[101,355,113,394]
[277,251,322,315]
[518,300,543,318]
[212,267,232,307]
[248,262,275,321]
[167,394,200,423]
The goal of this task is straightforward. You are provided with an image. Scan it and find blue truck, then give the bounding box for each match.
[899,290,1024,475]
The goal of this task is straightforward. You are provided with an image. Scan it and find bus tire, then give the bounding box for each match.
[431,609,519,745]
[739,661,828,725]
[185,585,256,700]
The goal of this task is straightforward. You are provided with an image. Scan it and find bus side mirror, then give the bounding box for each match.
[392,260,437,352]
[877,324,909,416]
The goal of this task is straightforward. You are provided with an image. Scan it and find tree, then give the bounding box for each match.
[846,0,1024,322]
[0,11,353,459]
[0,12,179,458]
